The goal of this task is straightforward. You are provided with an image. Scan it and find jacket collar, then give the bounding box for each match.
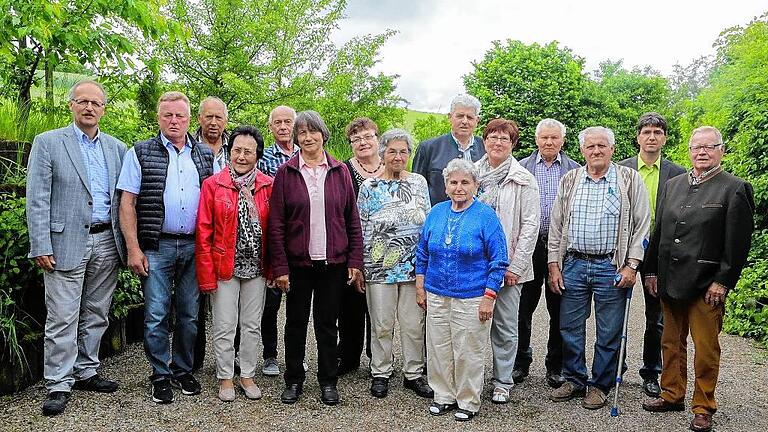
[214,166,274,191]
[285,150,342,171]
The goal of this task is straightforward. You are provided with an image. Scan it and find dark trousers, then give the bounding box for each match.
[337,283,370,367]
[639,277,663,380]
[284,262,345,386]
[193,293,207,371]
[261,287,283,360]
[515,236,563,373]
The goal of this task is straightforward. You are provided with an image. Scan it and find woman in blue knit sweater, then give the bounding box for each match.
[415,158,508,421]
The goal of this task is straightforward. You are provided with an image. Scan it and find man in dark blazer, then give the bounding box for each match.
[27,80,126,416]
[619,112,685,398]
[641,126,754,432]
[412,94,485,206]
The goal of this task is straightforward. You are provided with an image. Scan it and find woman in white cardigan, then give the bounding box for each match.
[475,118,541,404]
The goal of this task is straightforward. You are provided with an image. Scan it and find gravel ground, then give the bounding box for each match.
[2,287,767,432]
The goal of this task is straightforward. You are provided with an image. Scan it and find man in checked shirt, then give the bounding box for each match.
[546,126,650,410]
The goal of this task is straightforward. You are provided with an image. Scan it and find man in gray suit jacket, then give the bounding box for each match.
[26,80,127,416]
[412,94,486,206]
[619,112,685,398]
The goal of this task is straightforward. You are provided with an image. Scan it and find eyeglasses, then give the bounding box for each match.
[688,143,723,152]
[71,98,105,108]
[350,134,377,145]
[486,136,511,144]
[385,149,410,157]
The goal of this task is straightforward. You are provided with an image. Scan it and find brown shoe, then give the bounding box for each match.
[642,397,685,412]
[690,413,713,432]
[549,381,585,402]
[582,387,607,410]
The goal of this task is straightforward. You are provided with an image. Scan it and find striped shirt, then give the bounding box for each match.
[258,143,297,177]
[568,165,620,255]
[73,124,111,224]
[534,153,562,235]
[451,134,476,162]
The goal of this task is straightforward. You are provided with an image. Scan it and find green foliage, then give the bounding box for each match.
[0,99,67,143]
[0,196,40,368]
[411,114,450,143]
[464,40,589,156]
[110,270,142,320]
[0,0,171,112]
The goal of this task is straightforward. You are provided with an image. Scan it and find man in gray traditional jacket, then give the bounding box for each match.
[26,79,126,416]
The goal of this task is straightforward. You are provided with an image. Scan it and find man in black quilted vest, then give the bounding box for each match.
[118,91,214,404]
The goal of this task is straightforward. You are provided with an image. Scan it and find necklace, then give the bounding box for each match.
[444,206,470,245]
[355,158,383,174]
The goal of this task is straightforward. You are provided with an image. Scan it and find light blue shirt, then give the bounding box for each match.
[73,123,111,224]
[116,134,201,234]
[451,134,476,162]
[568,165,621,255]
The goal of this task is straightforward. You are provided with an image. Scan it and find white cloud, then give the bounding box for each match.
[334,0,767,112]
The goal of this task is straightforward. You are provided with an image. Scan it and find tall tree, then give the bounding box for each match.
[0,0,169,116]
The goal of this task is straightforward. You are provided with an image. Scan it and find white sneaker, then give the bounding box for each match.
[262,358,280,376]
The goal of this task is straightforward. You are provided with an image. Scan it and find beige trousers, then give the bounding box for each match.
[426,292,490,412]
[211,276,266,379]
[367,282,426,380]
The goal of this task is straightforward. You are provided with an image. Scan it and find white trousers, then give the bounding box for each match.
[426,292,490,412]
[491,283,522,389]
[366,282,426,380]
[211,276,266,379]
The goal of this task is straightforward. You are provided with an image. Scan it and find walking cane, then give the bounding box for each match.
[610,274,633,417]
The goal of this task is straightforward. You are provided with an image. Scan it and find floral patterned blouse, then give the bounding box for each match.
[357,173,431,283]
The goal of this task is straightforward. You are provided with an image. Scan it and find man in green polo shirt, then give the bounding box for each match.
[619,112,686,398]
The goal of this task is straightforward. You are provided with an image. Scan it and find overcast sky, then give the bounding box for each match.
[332,0,767,112]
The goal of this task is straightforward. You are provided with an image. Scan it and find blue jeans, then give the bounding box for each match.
[142,238,199,379]
[560,255,627,392]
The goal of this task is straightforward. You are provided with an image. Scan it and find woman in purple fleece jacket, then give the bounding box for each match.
[268,111,364,406]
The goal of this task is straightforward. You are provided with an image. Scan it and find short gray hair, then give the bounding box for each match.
[378,128,414,158]
[293,110,330,145]
[68,79,107,103]
[690,126,724,146]
[578,126,615,148]
[442,158,478,184]
[269,105,296,123]
[449,94,481,116]
[535,118,566,138]
[198,96,228,118]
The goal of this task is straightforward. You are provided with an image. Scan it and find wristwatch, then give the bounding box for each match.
[624,261,639,271]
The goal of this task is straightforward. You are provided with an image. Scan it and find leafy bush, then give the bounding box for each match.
[111,270,143,320]
[725,231,768,345]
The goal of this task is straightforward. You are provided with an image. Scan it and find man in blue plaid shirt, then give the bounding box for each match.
[257,105,297,177]
[546,126,650,410]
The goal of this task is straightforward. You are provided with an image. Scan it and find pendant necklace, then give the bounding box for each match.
[444,206,469,245]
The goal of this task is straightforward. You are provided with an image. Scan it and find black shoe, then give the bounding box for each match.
[546,371,566,388]
[643,378,661,398]
[42,391,70,416]
[151,378,174,404]
[370,377,389,398]
[281,383,303,404]
[512,369,528,384]
[72,374,118,393]
[454,408,477,422]
[404,376,434,398]
[428,402,458,416]
[320,384,340,405]
[171,373,201,396]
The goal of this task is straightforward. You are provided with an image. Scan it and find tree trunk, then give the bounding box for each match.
[45,56,54,112]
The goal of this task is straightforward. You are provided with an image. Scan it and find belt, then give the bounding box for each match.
[160,232,195,240]
[89,223,111,234]
[568,251,612,261]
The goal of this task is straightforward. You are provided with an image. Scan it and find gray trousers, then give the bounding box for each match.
[43,229,120,392]
[491,283,522,390]
[211,276,266,379]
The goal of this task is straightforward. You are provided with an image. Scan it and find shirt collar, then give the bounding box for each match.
[536,151,561,165]
[637,154,661,171]
[299,152,328,169]
[451,133,474,152]
[689,165,722,185]
[73,123,100,144]
[160,133,192,151]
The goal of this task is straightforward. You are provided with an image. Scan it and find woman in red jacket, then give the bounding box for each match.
[196,125,273,402]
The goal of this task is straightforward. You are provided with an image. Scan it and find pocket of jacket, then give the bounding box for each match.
[50,222,65,233]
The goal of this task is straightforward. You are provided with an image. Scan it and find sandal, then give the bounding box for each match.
[428,402,458,416]
[491,386,510,404]
[454,408,477,421]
